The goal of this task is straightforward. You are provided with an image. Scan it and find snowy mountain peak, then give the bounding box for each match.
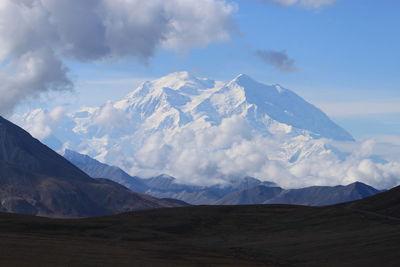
[28,71,354,143]
[231,73,253,82]
[208,73,354,141]
[157,71,199,84]
[230,73,289,97]
[137,71,215,94]
[12,71,357,187]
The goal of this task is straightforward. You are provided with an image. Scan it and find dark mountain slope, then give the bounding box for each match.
[265,182,381,206]
[0,117,180,217]
[64,149,148,193]
[213,182,380,206]
[0,117,87,181]
[216,185,283,205]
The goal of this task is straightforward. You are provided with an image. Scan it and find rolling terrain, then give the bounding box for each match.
[0,186,400,266]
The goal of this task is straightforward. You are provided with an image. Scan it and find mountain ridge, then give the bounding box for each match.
[0,117,182,217]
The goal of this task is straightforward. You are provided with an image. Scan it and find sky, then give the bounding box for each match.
[2,0,400,189]
[2,0,400,140]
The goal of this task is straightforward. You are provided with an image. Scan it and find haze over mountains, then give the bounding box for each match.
[64,149,381,206]
[11,72,400,189]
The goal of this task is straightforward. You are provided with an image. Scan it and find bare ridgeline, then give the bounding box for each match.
[0,114,400,265]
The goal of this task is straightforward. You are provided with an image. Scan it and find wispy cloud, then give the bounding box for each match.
[319,100,400,116]
[261,0,337,9]
[255,49,297,72]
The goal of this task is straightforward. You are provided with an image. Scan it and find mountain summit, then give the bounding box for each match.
[224,74,354,140]
[67,71,353,141]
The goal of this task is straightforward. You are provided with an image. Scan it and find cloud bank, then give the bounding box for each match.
[12,108,400,190]
[11,106,67,140]
[130,120,400,190]
[255,49,297,72]
[0,0,236,114]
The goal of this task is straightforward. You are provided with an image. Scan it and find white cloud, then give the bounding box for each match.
[100,114,400,190]
[92,101,131,131]
[13,106,400,190]
[0,48,72,115]
[0,0,237,113]
[161,0,237,53]
[0,0,236,60]
[11,106,67,139]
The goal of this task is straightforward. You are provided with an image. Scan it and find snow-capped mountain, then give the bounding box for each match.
[16,71,399,189]
[76,72,352,139]
[194,73,353,141]
[69,72,352,142]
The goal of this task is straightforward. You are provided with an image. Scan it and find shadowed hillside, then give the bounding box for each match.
[0,117,181,217]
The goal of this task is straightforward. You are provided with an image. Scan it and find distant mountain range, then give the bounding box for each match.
[64,149,381,206]
[217,182,380,206]
[0,117,183,218]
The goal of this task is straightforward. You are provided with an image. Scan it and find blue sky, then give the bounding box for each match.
[8,0,400,139]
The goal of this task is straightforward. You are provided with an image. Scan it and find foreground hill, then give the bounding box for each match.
[1,186,400,266]
[345,183,400,218]
[0,117,180,218]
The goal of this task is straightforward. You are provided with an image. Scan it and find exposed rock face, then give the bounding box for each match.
[0,117,181,218]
